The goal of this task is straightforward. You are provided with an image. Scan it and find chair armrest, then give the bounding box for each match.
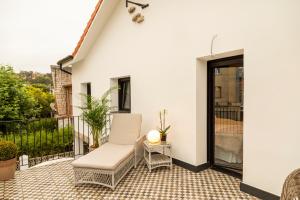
[100,134,109,145]
[134,135,146,165]
[136,135,146,144]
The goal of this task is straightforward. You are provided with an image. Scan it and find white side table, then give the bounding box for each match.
[143,140,172,172]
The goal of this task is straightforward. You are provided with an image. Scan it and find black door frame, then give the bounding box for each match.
[207,55,244,179]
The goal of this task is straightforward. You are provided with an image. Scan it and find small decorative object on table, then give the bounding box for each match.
[159,109,171,142]
[146,130,161,144]
[143,140,172,172]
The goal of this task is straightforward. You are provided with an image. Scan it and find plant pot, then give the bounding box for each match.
[89,146,97,152]
[161,134,167,142]
[0,158,16,181]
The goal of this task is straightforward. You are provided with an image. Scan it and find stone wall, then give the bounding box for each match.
[50,66,72,117]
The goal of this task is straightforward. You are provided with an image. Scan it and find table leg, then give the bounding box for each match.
[148,150,151,172]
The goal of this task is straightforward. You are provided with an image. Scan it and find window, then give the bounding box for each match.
[86,83,91,108]
[86,83,91,96]
[81,82,91,108]
[118,78,131,112]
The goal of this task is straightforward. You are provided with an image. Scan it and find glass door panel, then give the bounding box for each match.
[214,66,244,174]
[207,56,244,176]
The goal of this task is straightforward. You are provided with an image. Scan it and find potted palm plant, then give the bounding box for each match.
[0,140,18,181]
[79,88,115,151]
[159,109,171,142]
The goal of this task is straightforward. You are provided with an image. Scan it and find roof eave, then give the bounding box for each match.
[72,0,104,57]
[57,55,74,66]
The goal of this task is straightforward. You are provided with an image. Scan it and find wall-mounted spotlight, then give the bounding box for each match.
[126,0,148,24]
[126,0,149,9]
[128,6,136,14]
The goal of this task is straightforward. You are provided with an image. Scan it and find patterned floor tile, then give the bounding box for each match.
[0,160,257,200]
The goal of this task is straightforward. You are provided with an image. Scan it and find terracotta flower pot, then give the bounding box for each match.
[0,158,16,181]
[89,146,97,152]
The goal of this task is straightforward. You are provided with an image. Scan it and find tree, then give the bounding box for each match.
[19,71,52,92]
[0,65,38,120]
[25,85,54,118]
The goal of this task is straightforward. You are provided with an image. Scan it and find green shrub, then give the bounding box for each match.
[0,140,17,161]
[4,126,73,158]
[0,118,73,158]
[27,118,57,133]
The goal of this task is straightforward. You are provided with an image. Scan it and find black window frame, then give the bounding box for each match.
[86,83,91,96]
[86,83,91,109]
[207,55,244,179]
[118,77,131,113]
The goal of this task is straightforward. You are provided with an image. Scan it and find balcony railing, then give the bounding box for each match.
[0,115,111,170]
[215,105,243,122]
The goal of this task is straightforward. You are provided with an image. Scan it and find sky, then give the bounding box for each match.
[0,0,98,73]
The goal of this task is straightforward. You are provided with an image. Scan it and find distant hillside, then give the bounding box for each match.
[19,71,52,92]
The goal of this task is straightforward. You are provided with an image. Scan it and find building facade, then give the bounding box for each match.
[59,0,300,198]
[50,65,72,117]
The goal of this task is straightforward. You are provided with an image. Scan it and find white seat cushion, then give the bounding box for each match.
[71,143,134,170]
[109,113,142,145]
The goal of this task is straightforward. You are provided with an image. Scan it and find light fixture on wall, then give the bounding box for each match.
[126,0,148,24]
[126,0,149,9]
[128,6,136,14]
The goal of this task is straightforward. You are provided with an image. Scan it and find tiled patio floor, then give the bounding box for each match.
[0,160,257,200]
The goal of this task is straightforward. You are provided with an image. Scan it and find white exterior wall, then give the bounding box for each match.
[72,0,300,195]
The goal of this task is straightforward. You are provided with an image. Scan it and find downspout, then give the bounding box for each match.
[59,64,72,75]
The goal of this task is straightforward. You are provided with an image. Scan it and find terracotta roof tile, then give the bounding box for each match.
[72,0,104,57]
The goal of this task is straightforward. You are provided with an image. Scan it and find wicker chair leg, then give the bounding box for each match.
[112,174,115,190]
[72,153,135,190]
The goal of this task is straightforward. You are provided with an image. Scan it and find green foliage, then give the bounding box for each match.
[19,71,52,92]
[22,118,57,133]
[159,125,171,135]
[2,126,73,158]
[0,65,54,120]
[25,86,55,118]
[79,88,115,148]
[0,65,38,120]
[0,140,18,161]
[159,109,171,136]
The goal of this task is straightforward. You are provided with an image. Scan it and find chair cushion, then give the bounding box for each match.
[109,113,142,145]
[71,143,134,170]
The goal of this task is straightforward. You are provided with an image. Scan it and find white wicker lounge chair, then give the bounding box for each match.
[71,113,144,190]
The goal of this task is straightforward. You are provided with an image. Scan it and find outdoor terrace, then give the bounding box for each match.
[0,159,256,200]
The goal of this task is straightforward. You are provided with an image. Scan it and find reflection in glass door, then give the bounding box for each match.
[207,56,244,176]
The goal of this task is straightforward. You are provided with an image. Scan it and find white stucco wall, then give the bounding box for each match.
[71,0,300,195]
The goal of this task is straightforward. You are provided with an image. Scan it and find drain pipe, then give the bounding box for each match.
[57,55,73,75]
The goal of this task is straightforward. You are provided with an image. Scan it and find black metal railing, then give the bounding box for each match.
[215,105,243,121]
[214,105,243,137]
[0,115,112,170]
